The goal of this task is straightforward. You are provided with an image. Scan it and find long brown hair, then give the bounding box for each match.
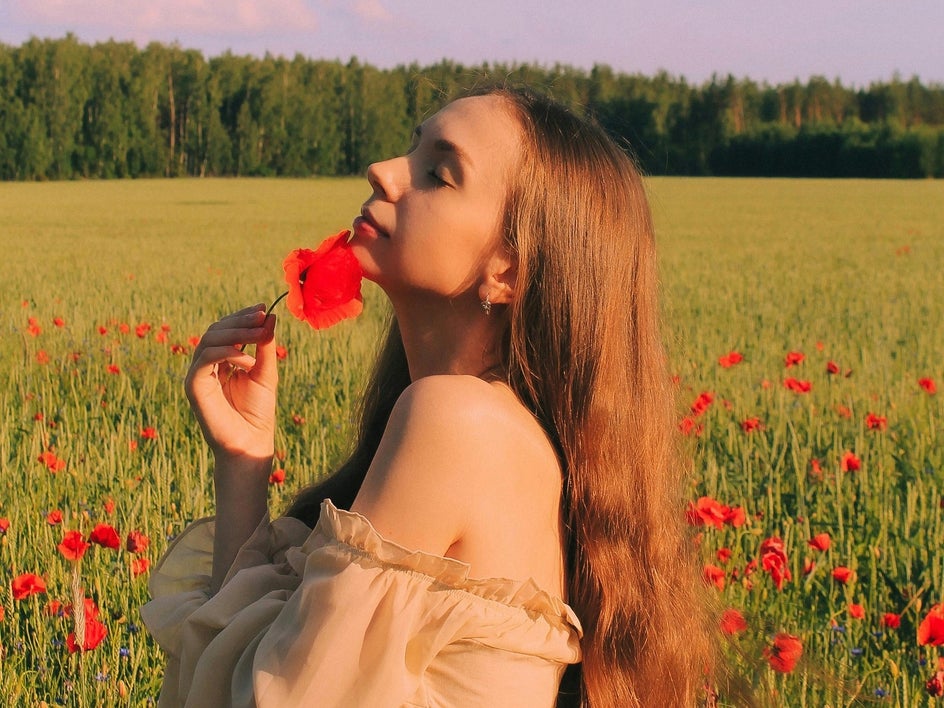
[285,87,715,706]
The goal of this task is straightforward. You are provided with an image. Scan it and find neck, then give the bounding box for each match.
[391,294,505,382]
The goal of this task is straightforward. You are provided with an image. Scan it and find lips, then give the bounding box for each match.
[354,207,389,239]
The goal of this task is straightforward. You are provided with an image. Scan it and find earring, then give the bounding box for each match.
[481,294,492,316]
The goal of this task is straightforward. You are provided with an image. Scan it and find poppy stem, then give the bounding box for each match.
[235,290,290,356]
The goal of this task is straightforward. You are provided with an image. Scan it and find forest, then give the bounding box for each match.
[1,34,943,180]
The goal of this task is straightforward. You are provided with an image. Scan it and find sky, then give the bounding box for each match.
[1,0,942,88]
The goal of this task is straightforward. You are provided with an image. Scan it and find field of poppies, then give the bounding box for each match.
[1,177,942,706]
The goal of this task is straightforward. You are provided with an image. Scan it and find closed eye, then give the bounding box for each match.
[427,168,451,187]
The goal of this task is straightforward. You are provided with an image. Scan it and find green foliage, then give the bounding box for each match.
[0,178,942,705]
[2,37,944,181]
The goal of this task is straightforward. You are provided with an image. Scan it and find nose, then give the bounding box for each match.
[366,157,405,202]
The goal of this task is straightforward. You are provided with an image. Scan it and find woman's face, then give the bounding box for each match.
[351,95,520,303]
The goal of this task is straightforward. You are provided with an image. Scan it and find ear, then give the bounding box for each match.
[479,247,517,306]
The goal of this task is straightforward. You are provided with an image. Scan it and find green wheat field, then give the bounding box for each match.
[1,177,942,706]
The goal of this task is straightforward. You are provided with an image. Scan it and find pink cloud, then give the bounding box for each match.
[353,0,391,22]
[10,0,318,35]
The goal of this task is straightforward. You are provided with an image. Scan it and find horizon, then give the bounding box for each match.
[2,0,943,90]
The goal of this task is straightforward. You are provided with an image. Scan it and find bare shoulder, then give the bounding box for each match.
[350,375,561,559]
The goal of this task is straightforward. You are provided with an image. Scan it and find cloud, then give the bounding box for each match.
[10,0,318,35]
[353,0,391,22]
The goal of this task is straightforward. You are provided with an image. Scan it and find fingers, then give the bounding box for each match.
[250,314,279,385]
[186,305,276,388]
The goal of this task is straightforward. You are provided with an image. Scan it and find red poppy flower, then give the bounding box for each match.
[765,633,803,673]
[686,497,727,530]
[865,413,887,431]
[283,230,363,330]
[720,608,748,635]
[803,558,815,575]
[269,468,286,485]
[724,506,746,527]
[141,426,157,440]
[919,377,937,395]
[126,530,150,554]
[53,317,65,327]
[849,603,865,619]
[784,351,805,368]
[38,450,66,472]
[832,566,854,584]
[826,361,840,375]
[809,458,823,479]
[135,322,151,338]
[918,603,944,646]
[103,498,115,515]
[12,572,47,600]
[46,509,63,525]
[881,612,901,629]
[0,518,9,534]
[36,350,50,364]
[929,672,944,698]
[716,547,732,564]
[690,391,714,417]
[718,351,743,368]
[98,325,108,335]
[107,364,120,375]
[841,451,861,472]
[760,537,791,590]
[783,377,812,394]
[678,416,703,437]
[808,533,831,552]
[130,557,151,577]
[835,404,852,419]
[702,564,725,590]
[740,417,763,433]
[58,530,90,561]
[67,617,108,653]
[276,345,288,360]
[89,524,121,550]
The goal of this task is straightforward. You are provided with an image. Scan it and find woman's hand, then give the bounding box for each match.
[185,304,279,462]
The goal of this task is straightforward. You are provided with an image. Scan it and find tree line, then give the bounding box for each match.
[1,34,943,180]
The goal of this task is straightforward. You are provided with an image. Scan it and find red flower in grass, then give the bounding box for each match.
[38,450,66,472]
[783,377,812,394]
[36,350,50,364]
[929,671,944,698]
[0,518,9,534]
[89,524,121,550]
[135,322,152,338]
[832,566,854,584]
[130,557,151,577]
[140,426,157,440]
[881,612,901,629]
[107,364,120,375]
[53,317,65,327]
[765,633,803,673]
[12,573,46,600]
[841,451,861,472]
[276,345,288,360]
[690,391,714,417]
[918,604,944,646]
[784,351,805,368]
[678,416,703,437]
[58,530,90,560]
[283,230,363,330]
[826,360,840,375]
[67,617,108,653]
[269,468,286,485]
[807,533,831,552]
[740,417,763,433]
[865,413,887,431]
[703,564,726,590]
[919,377,937,395]
[760,537,791,590]
[809,458,823,479]
[849,603,865,619]
[126,530,150,554]
[46,509,63,525]
[718,351,743,368]
[720,608,748,635]
[835,404,852,419]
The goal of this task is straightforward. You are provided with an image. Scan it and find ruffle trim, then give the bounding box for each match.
[307,499,583,637]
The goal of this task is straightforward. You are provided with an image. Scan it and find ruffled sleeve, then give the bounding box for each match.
[141,500,582,708]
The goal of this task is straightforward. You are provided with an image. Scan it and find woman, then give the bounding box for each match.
[142,87,714,707]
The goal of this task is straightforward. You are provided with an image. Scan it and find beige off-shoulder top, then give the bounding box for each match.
[141,500,582,707]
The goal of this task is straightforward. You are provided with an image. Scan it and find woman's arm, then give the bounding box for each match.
[184,303,279,593]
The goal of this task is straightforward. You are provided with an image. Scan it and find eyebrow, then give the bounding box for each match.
[412,126,472,169]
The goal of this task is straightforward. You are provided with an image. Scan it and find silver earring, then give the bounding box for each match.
[481,294,492,316]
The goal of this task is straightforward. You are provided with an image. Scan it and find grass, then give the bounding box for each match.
[0,176,942,705]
